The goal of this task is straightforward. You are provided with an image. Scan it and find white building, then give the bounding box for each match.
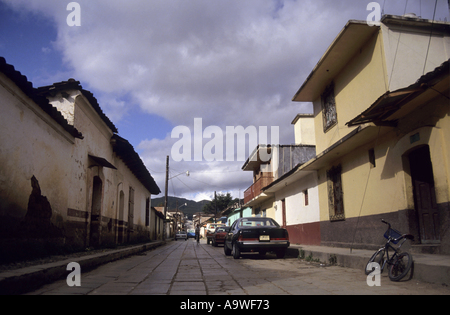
[0,57,160,260]
[263,115,320,245]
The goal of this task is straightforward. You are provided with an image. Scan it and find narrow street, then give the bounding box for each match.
[28,239,450,296]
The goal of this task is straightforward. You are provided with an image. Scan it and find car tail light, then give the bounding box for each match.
[237,231,258,242]
[273,230,289,241]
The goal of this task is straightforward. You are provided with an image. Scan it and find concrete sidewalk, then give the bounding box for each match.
[287,244,450,286]
[0,241,164,295]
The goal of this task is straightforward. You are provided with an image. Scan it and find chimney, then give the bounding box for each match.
[291,114,315,146]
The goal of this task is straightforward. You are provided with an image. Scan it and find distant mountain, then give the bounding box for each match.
[151,196,210,219]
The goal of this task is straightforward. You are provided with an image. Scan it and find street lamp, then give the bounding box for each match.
[176,203,187,231]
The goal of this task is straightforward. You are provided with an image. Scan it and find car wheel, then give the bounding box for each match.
[224,243,231,256]
[232,242,240,259]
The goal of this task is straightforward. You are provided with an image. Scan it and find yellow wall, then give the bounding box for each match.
[313,31,388,154]
[317,92,450,222]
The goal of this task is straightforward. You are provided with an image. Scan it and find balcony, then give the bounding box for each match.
[244,175,274,205]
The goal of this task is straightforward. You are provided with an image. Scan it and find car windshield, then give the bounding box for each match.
[239,218,279,227]
[215,227,227,232]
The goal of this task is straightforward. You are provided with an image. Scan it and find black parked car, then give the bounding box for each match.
[224,217,289,259]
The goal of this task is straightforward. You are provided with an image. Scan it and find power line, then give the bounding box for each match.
[422,0,439,75]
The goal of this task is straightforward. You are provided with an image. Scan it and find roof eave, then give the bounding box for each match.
[292,20,379,103]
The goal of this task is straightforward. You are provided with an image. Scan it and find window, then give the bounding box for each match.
[303,189,309,206]
[369,149,376,168]
[128,187,134,231]
[321,82,337,132]
[327,165,345,221]
[145,197,150,227]
[239,218,278,227]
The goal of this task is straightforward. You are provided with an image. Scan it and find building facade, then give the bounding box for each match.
[241,114,319,244]
[0,57,160,261]
[292,15,450,254]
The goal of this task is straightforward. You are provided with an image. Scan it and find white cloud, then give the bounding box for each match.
[3,0,448,200]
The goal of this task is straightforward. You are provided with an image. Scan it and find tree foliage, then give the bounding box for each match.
[201,192,237,216]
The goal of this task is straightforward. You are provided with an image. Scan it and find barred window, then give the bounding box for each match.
[327,165,345,221]
[321,82,337,132]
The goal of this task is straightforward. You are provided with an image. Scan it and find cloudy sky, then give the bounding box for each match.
[1,0,448,202]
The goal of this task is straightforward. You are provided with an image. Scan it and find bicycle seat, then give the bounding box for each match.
[404,234,414,241]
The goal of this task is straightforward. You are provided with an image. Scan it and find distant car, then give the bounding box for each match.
[224,217,289,259]
[212,226,230,247]
[206,223,225,244]
[187,229,195,238]
[175,230,188,241]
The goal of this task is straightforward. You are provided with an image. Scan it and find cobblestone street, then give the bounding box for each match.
[26,239,450,295]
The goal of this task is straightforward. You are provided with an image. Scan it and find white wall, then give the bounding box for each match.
[274,172,320,226]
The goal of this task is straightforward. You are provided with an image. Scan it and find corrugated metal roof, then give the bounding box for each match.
[346,59,450,127]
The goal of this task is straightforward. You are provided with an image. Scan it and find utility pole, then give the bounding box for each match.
[214,191,217,223]
[163,155,169,241]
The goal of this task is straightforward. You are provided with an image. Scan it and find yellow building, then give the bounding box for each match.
[292,15,450,254]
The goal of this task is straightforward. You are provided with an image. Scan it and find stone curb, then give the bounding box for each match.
[288,245,450,286]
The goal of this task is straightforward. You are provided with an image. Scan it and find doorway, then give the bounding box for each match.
[281,199,286,228]
[118,190,125,243]
[90,176,103,247]
[409,146,440,244]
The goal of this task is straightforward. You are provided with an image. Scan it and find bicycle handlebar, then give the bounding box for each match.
[381,219,414,242]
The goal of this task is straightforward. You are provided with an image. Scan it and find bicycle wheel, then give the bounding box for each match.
[365,249,385,275]
[389,252,413,281]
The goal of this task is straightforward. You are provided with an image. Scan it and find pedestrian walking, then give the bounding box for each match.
[195,224,200,244]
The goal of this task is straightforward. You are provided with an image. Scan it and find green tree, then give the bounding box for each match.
[202,192,235,218]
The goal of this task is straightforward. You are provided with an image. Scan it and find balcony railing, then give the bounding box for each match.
[244,175,274,205]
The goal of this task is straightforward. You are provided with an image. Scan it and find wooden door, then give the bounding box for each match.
[90,176,102,247]
[409,146,440,244]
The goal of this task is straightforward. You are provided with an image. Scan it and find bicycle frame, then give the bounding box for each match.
[366,219,414,281]
[377,236,407,272]
[376,219,411,272]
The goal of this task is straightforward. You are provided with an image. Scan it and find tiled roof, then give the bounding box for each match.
[0,57,84,139]
[111,134,161,195]
[35,79,118,133]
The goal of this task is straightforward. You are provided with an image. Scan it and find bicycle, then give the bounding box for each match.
[365,219,414,281]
